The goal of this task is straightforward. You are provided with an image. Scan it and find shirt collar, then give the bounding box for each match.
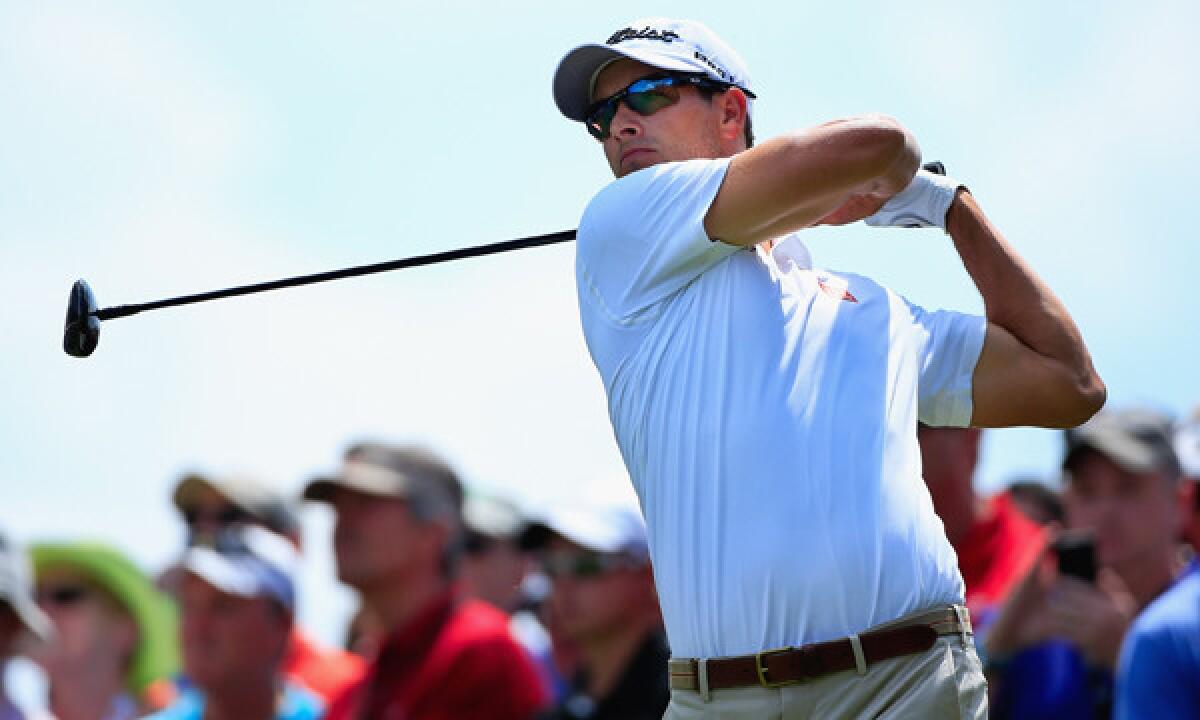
[762,233,813,273]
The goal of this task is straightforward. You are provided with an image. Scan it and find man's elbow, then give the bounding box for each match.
[1055,372,1107,428]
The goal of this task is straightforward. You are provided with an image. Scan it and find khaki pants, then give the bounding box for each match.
[665,623,988,719]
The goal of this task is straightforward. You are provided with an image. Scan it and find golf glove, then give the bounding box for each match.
[865,168,964,231]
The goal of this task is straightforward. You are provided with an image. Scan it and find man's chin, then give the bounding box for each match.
[617,154,664,177]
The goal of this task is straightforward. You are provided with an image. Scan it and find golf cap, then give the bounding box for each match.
[553,17,755,123]
[180,526,297,612]
[1175,414,1200,479]
[304,443,463,524]
[173,472,300,536]
[31,541,179,695]
[0,532,52,643]
[1064,408,1181,478]
[520,504,649,560]
[463,494,526,540]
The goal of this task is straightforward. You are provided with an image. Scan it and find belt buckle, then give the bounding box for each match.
[754,646,796,688]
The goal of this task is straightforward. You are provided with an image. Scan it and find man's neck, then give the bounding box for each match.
[203,680,277,720]
[581,611,658,700]
[365,573,451,634]
[49,665,127,720]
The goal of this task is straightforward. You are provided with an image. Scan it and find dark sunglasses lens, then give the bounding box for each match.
[626,85,678,115]
[38,586,87,606]
[587,102,618,140]
[570,554,607,578]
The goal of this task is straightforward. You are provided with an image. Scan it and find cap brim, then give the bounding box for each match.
[1067,426,1162,474]
[303,464,411,504]
[181,548,259,599]
[552,43,711,122]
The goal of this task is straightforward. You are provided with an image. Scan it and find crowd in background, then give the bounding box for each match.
[1,405,1198,719]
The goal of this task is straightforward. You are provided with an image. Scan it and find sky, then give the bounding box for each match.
[2,0,1197,677]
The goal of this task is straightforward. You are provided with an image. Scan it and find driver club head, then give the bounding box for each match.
[64,279,101,358]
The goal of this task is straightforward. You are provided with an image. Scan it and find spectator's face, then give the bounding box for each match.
[1064,451,1182,571]
[179,485,248,542]
[543,536,654,645]
[179,574,288,691]
[330,488,442,592]
[30,570,135,680]
[459,533,528,611]
[592,58,725,178]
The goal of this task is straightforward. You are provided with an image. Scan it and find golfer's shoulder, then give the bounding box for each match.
[580,158,731,244]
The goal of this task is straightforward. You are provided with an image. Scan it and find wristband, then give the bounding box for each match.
[864,169,965,231]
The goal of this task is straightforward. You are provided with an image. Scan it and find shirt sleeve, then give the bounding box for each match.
[576,157,741,324]
[1115,617,1200,719]
[905,298,987,427]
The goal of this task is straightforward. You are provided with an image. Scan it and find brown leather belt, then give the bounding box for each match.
[668,606,972,693]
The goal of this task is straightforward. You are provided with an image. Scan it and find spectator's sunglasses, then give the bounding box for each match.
[181,504,248,528]
[585,73,753,141]
[36,584,90,607]
[540,549,640,579]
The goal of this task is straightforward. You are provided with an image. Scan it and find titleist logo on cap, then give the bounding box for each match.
[607,26,681,45]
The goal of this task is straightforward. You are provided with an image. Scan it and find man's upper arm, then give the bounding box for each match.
[704,116,919,246]
[969,323,1100,428]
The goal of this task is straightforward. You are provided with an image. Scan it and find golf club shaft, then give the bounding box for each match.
[95,229,577,321]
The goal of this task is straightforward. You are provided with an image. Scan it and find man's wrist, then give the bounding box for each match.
[865,169,966,231]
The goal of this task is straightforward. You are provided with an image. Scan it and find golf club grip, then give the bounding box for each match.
[95,229,578,320]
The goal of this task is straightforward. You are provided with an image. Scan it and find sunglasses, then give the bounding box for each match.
[585,74,754,141]
[36,584,90,607]
[540,550,638,580]
[182,504,248,528]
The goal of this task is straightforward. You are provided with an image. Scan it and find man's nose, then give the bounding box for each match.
[609,101,643,138]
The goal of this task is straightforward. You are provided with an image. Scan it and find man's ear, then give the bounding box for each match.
[718,88,749,146]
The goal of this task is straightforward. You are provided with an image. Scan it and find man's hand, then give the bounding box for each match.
[1041,571,1134,670]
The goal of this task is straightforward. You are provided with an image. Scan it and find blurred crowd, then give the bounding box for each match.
[1,406,1198,719]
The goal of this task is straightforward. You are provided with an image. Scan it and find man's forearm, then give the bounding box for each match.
[948,191,1106,426]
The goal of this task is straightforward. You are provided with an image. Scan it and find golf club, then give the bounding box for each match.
[63,228,577,358]
[62,163,948,359]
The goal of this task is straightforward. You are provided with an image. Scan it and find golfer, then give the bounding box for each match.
[553,18,1104,718]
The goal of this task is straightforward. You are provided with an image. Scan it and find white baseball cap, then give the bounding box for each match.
[521,504,648,560]
[180,526,297,612]
[1175,417,1200,479]
[553,17,756,123]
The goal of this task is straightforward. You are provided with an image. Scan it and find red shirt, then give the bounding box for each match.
[956,492,1046,618]
[325,589,548,720]
[283,629,367,705]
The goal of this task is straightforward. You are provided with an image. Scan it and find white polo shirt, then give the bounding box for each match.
[575,157,987,660]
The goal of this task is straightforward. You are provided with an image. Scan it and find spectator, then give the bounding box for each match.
[1006,479,1065,527]
[30,542,179,720]
[986,408,1186,718]
[170,472,364,703]
[0,532,52,720]
[462,494,562,699]
[1112,412,1200,718]
[304,442,548,720]
[522,504,668,720]
[917,426,1047,635]
[147,526,321,720]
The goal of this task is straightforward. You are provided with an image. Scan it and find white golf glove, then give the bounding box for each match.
[864,168,965,231]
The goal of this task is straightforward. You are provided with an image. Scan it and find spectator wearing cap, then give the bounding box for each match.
[147,526,321,720]
[0,531,52,720]
[30,542,179,720]
[522,505,668,720]
[461,494,562,698]
[1112,413,1200,719]
[305,442,548,720]
[170,472,364,704]
[918,426,1048,638]
[986,408,1187,719]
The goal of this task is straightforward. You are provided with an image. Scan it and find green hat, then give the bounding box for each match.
[31,542,180,696]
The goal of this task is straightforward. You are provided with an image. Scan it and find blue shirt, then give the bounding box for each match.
[145,684,323,720]
[1116,559,1200,719]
